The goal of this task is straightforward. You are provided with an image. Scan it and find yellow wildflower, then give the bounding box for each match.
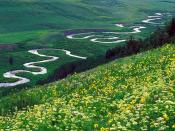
[172,124,175,129]
[169,58,175,61]
[131,100,136,104]
[100,127,109,131]
[140,97,145,104]
[163,114,169,121]
[107,112,112,117]
[94,124,98,128]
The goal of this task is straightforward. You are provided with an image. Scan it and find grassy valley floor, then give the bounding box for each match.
[0,44,175,130]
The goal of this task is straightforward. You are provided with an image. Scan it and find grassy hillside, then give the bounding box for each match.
[0,0,174,90]
[0,44,175,130]
[0,0,174,35]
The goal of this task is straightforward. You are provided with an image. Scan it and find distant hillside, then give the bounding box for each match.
[0,43,175,130]
[0,0,174,33]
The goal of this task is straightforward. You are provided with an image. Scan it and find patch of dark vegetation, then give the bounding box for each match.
[0,55,15,66]
[82,0,124,7]
[139,9,161,14]
[160,0,175,4]
[64,29,109,36]
[39,23,65,30]
[42,32,65,43]
[167,18,175,37]
[0,44,17,51]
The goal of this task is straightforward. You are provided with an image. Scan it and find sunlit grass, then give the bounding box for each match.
[0,44,175,130]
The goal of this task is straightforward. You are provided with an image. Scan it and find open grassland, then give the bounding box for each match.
[0,0,174,42]
[0,0,174,35]
[0,44,175,130]
[0,0,174,89]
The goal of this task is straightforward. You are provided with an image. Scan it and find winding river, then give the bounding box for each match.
[0,49,86,88]
[67,13,172,43]
[0,12,173,88]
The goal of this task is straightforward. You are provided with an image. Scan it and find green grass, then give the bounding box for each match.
[0,0,175,130]
[0,44,175,130]
[0,0,174,92]
[0,30,51,43]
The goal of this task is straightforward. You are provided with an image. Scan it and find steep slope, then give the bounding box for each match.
[0,44,175,130]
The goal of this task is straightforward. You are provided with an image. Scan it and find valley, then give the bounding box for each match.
[0,11,174,88]
[0,0,174,92]
[0,0,175,130]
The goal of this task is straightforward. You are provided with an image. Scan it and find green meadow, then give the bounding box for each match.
[0,0,175,130]
[0,0,174,93]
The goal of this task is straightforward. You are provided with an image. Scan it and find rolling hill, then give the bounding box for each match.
[0,43,175,130]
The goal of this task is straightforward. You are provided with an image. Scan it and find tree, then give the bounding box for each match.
[126,36,142,54]
[9,56,14,65]
[167,18,175,37]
